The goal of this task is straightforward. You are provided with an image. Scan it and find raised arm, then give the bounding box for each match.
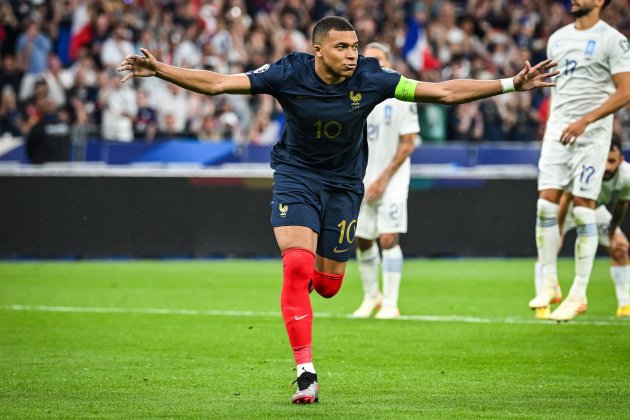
[117,48,251,95]
[404,59,558,105]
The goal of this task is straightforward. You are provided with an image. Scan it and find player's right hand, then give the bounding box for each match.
[117,48,158,83]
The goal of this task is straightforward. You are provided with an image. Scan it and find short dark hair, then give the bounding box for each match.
[603,0,612,10]
[312,16,355,45]
[611,134,622,152]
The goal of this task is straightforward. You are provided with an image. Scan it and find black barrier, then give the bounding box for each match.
[0,175,607,258]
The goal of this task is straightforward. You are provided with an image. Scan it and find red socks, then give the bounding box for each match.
[280,248,346,365]
[312,268,344,298]
[280,248,315,365]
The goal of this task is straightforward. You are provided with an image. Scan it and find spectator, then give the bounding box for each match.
[25,99,71,163]
[98,70,136,142]
[134,90,158,142]
[15,18,51,75]
[100,22,134,70]
[0,54,23,95]
[0,86,23,137]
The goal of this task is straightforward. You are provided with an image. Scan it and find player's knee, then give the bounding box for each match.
[537,198,559,217]
[379,234,399,250]
[611,242,629,265]
[313,269,344,298]
[281,248,315,288]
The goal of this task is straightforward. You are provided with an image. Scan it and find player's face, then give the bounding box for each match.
[364,47,391,68]
[314,30,359,80]
[570,0,600,17]
[603,147,623,181]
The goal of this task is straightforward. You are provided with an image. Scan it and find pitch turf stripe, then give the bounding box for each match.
[2,304,629,326]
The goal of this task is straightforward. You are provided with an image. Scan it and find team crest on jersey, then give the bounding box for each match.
[384,104,393,124]
[349,91,362,110]
[621,40,630,53]
[584,39,597,58]
[253,64,270,74]
[278,203,288,218]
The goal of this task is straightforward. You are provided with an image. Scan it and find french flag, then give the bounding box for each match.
[69,0,92,61]
[402,16,440,72]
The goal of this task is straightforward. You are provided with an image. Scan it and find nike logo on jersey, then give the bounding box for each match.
[333,247,349,253]
[294,314,309,320]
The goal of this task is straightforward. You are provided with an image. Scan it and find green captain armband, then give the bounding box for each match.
[394,76,418,102]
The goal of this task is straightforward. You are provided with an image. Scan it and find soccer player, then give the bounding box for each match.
[534,137,630,319]
[528,0,630,322]
[351,42,420,320]
[118,16,557,404]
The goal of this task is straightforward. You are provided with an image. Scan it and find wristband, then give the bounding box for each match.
[500,77,516,93]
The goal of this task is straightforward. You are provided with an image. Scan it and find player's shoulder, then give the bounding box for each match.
[619,160,630,180]
[277,52,314,70]
[549,23,574,40]
[595,20,625,38]
[357,55,400,76]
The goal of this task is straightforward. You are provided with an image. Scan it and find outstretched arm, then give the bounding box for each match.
[401,59,558,105]
[117,48,251,95]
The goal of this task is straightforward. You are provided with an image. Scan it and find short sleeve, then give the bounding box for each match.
[246,58,287,96]
[608,34,630,75]
[377,66,403,100]
[397,102,420,136]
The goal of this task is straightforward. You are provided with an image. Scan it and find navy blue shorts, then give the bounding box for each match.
[271,170,363,262]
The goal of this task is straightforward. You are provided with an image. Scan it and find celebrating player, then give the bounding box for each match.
[118,16,557,404]
[534,137,630,319]
[528,0,630,321]
[351,42,420,319]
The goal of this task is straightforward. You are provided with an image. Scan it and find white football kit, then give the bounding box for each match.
[355,98,420,239]
[564,161,630,246]
[538,20,630,199]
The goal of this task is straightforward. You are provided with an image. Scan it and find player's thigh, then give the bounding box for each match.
[273,226,318,253]
[315,255,347,274]
[316,185,363,263]
[270,171,322,251]
[375,197,408,236]
[538,138,572,192]
[568,142,608,200]
[355,201,378,241]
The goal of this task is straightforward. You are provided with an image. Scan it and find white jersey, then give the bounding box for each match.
[545,20,630,142]
[598,160,630,207]
[364,98,420,199]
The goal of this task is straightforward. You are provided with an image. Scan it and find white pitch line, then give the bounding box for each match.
[1,304,628,327]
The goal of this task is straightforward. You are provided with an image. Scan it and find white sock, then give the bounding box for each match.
[534,261,543,296]
[297,363,316,377]
[610,265,630,307]
[536,199,560,290]
[381,245,403,308]
[569,206,598,301]
[356,243,380,299]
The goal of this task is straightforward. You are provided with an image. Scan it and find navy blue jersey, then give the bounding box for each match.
[247,52,401,183]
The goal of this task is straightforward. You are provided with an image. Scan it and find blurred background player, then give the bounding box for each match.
[119,16,558,405]
[529,0,630,322]
[534,136,630,319]
[352,42,420,319]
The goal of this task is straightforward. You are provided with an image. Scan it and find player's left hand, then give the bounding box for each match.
[365,179,386,204]
[560,118,588,145]
[513,59,559,91]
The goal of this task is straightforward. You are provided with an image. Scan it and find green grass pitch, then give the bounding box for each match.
[1,258,629,418]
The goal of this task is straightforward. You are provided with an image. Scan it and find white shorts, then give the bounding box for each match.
[563,204,616,247]
[537,138,608,200]
[355,197,408,240]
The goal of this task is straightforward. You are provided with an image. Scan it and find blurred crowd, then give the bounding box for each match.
[0,0,629,148]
